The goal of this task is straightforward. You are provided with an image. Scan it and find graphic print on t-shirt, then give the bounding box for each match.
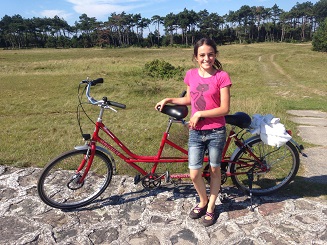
[192,83,209,111]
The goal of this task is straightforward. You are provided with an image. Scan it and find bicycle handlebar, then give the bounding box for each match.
[83,78,126,109]
[81,77,104,86]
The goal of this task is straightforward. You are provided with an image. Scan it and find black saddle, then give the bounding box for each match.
[159,105,188,120]
[159,105,251,128]
[225,112,252,129]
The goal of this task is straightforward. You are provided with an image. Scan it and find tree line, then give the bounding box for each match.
[1,0,326,49]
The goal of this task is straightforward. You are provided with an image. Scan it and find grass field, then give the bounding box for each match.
[1,43,326,198]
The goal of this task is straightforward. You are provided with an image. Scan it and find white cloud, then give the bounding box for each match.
[40,9,73,20]
[66,0,149,19]
[73,4,131,17]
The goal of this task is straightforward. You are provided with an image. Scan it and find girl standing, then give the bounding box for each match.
[155,38,231,227]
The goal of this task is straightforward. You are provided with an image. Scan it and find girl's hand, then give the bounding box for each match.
[155,99,167,111]
[189,112,201,129]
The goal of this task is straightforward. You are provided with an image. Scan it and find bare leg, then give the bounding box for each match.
[190,169,208,208]
[206,166,221,215]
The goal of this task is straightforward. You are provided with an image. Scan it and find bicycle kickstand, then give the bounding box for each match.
[247,170,254,211]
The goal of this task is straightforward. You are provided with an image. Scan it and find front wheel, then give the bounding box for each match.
[37,149,113,209]
[230,136,299,196]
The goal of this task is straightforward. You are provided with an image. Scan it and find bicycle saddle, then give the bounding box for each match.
[159,105,188,120]
[225,112,252,129]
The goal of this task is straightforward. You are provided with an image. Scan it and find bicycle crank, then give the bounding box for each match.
[141,174,161,189]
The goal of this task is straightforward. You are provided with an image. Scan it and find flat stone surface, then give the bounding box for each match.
[300,146,327,184]
[287,110,327,146]
[287,110,327,184]
[297,125,327,146]
[0,166,326,245]
[290,117,327,127]
[287,110,327,118]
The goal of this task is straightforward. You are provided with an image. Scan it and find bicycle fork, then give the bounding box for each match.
[67,144,96,190]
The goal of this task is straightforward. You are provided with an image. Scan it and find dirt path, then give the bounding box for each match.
[258,54,326,97]
[258,54,327,184]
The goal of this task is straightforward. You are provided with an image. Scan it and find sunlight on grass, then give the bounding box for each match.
[0,43,326,185]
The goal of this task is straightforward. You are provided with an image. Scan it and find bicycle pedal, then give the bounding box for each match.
[171,178,182,186]
[219,193,230,203]
[134,174,141,185]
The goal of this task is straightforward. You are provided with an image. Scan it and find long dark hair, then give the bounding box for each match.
[193,38,223,70]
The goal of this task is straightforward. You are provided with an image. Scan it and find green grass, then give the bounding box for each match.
[0,43,326,198]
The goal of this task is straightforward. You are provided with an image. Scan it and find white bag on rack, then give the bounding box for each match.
[250,114,292,147]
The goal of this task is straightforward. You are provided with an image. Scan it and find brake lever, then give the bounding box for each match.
[104,105,117,113]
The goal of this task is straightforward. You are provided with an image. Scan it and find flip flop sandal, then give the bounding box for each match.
[202,211,215,227]
[189,203,208,219]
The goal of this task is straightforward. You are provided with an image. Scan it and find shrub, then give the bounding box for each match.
[143,59,184,79]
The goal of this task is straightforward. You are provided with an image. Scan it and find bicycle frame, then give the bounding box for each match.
[37,79,304,210]
[80,111,265,184]
[220,128,266,177]
[87,116,208,177]
[76,79,300,187]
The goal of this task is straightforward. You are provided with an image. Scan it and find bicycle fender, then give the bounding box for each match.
[289,139,307,157]
[74,145,117,174]
[229,136,306,168]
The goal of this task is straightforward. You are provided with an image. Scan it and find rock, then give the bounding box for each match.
[0,165,326,245]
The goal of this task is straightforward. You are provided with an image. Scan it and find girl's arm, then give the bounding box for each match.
[155,86,191,111]
[189,85,231,128]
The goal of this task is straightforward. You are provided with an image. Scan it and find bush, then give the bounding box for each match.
[143,59,184,79]
[312,17,327,52]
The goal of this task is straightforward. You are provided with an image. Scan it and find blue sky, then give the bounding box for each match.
[1,0,319,25]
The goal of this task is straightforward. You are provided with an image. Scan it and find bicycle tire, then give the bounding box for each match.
[230,136,299,196]
[37,149,113,209]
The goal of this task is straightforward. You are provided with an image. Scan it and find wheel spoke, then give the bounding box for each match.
[38,150,113,209]
[231,137,299,195]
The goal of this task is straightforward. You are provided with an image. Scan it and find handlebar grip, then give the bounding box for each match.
[90,78,104,86]
[109,101,126,109]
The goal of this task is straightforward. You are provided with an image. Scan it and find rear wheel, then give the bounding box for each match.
[203,162,228,185]
[230,137,299,196]
[38,149,113,209]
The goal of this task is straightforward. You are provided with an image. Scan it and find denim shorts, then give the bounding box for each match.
[188,127,226,170]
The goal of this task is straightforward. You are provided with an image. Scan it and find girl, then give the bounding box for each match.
[155,38,231,227]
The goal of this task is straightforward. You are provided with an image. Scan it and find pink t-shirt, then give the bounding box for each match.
[184,68,232,130]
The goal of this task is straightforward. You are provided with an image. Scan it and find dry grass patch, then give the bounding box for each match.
[0,43,326,174]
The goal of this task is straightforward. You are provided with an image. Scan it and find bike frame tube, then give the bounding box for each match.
[221,129,234,158]
[91,121,194,176]
[219,130,267,176]
[87,120,266,179]
[77,83,285,186]
[76,156,87,173]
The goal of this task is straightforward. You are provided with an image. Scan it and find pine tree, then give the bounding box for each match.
[312,17,327,52]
